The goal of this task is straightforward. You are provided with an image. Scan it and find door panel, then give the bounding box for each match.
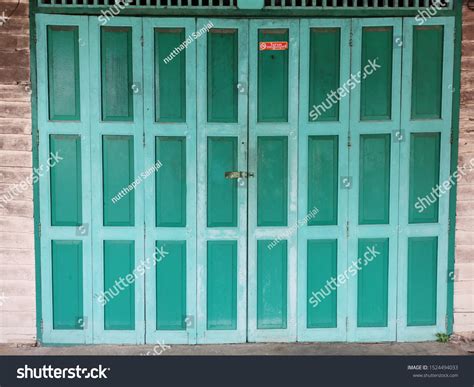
[348,18,402,342]
[37,14,93,344]
[47,25,81,121]
[207,241,238,330]
[356,238,390,328]
[248,19,299,343]
[257,29,289,123]
[103,241,135,330]
[207,137,239,228]
[51,241,84,330]
[257,240,288,329]
[196,19,248,344]
[89,17,145,344]
[143,18,197,345]
[397,17,453,342]
[154,29,187,123]
[298,19,350,342]
[49,135,82,226]
[100,27,134,121]
[155,137,187,228]
[257,137,288,227]
[155,241,187,331]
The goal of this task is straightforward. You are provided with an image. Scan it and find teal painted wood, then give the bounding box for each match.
[306,240,338,329]
[297,18,350,343]
[248,19,299,343]
[103,241,136,330]
[36,14,93,344]
[257,240,288,329]
[207,241,238,330]
[156,241,187,330]
[257,137,288,227]
[49,135,82,226]
[196,18,248,344]
[51,241,84,329]
[46,25,81,121]
[36,15,457,346]
[347,18,402,342]
[207,137,239,228]
[407,237,439,326]
[89,17,145,344]
[397,17,454,342]
[143,17,197,345]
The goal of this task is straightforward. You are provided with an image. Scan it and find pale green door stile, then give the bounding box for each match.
[36,15,93,344]
[397,17,454,341]
[347,18,402,342]
[143,18,197,345]
[196,19,249,344]
[89,17,145,344]
[297,19,351,342]
[248,20,299,342]
[36,14,455,345]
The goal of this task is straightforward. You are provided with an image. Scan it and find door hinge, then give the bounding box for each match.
[140,36,144,47]
[143,133,146,147]
[448,218,451,232]
[346,221,349,238]
[40,319,44,334]
[347,132,352,148]
[349,31,353,47]
[450,130,454,145]
[38,223,41,238]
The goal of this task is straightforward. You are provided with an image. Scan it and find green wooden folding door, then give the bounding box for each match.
[36,14,455,344]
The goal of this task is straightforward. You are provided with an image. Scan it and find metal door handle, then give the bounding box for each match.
[225,171,255,179]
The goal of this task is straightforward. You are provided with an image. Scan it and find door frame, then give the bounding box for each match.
[35,14,457,345]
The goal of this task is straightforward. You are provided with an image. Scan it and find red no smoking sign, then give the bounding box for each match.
[259,41,289,51]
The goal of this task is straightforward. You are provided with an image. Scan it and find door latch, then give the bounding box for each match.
[225,171,255,179]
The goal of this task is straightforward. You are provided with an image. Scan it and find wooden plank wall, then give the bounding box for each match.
[455,5,474,337]
[0,0,36,344]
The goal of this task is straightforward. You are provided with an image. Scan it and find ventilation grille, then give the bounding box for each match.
[38,0,452,9]
[264,0,452,8]
[38,0,237,7]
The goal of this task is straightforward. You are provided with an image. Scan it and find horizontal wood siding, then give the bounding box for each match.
[0,0,35,344]
[455,5,474,337]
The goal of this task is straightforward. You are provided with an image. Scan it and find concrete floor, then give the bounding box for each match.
[0,341,472,356]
